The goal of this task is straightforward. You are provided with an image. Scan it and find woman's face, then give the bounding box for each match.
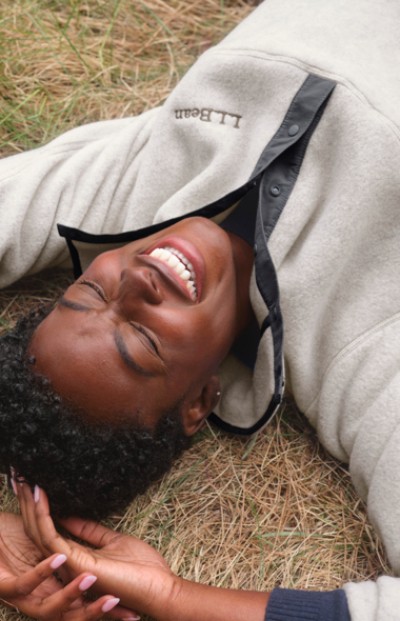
[29,217,252,433]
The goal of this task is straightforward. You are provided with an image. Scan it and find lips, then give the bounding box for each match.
[144,237,204,302]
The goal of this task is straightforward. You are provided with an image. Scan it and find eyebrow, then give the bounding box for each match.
[59,296,91,312]
[58,295,156,377]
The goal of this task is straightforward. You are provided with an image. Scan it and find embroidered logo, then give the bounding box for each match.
[174,107,242,129]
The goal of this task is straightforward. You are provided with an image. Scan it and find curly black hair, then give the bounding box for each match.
[0,305,191,520]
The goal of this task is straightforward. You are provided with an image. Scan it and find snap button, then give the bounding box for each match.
[288,123,299,136]
[269,185,281,197]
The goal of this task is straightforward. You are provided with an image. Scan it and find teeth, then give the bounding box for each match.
[174,262,185,275]
[149,246,197,300]
[166,254,179,268]
[180,269,191,281]
[159,249,170,261]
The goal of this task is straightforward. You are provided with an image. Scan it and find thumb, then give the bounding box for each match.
[59,517,120,548]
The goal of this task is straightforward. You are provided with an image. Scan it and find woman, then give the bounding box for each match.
[0,214,254,517]
[1,0,400,619]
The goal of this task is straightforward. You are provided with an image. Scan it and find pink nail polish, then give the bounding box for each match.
[101,598,120,613]
[34,485,40,503]
[11,477,18,496]
[50,554,67,570]
[79,575,97,591]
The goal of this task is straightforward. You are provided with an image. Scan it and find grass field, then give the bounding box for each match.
[0,1,389,619]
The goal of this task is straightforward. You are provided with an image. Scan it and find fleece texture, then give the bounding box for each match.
[1,1,400,619]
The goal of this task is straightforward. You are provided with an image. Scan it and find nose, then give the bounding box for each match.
[116,267,163,314]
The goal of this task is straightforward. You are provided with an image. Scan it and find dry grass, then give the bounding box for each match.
[0,1,390,619]
[0,0,257,155]
[122,410,390,590]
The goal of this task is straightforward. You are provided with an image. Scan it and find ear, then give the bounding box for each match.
[181,375,221,436]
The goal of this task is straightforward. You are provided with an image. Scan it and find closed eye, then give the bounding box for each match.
[130,322,160,356]
[77,280,162,362]
[78,279,109,302]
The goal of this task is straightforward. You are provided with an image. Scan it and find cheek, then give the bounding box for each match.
[162,308,235,367]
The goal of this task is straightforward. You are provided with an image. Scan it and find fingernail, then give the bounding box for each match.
[79,575,98,591]
[122,616,141,621]
[34,485,40,503]
[11,477,18,496]
[50,554,67,570]
[101,598,120,613]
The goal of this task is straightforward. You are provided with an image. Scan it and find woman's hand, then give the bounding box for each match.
[0,512,127,620]
[18,484,178,620]
[19,484,270,621]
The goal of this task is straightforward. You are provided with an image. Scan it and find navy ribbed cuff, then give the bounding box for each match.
[266,587,350,621]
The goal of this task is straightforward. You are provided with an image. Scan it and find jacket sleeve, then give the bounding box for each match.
[266,588,350,621]
[309,315,400,621]
[0,108,158,288]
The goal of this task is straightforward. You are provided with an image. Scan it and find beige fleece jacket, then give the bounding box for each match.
[1,1,400,619]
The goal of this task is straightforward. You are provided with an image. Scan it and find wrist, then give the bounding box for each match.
[159,576,269,621]
[142,572,183,621]
[159,574,185,621]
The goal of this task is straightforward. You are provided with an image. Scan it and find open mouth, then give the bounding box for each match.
[148,246,198,301]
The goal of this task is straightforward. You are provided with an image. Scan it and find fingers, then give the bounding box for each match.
[107,606,140,621]
[33,565,139,621]
[19,484,70,558]
[59,517,120,549]
[79,595,122,620]
[107,604,141,621]
[79,595,138,621]
[36,572,122,620]
[38,573,98,618]
[0,552,67,599]
[17,481,47,555]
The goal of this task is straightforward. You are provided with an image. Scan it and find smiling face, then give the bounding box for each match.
[29,217,253,433]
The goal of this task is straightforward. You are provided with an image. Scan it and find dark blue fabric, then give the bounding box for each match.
[266,588,351,621]
[220,185,259,369]
[220,183,258,247]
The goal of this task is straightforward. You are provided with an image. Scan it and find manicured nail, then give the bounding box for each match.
[79,575,98,591]
[50,554,67,570]
[101,598,120,613]
[34,485,40,503]
[11,477,18,496]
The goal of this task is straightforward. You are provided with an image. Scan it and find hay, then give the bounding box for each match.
[119,408,389,591]
[0,0,255,154]
[0,1,389,620]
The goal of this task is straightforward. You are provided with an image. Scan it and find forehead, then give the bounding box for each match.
[28,305,171,428]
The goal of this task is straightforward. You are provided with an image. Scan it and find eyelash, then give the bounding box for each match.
[78,279,109,302]
[78,279,159,356]
[130,322,159,355]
